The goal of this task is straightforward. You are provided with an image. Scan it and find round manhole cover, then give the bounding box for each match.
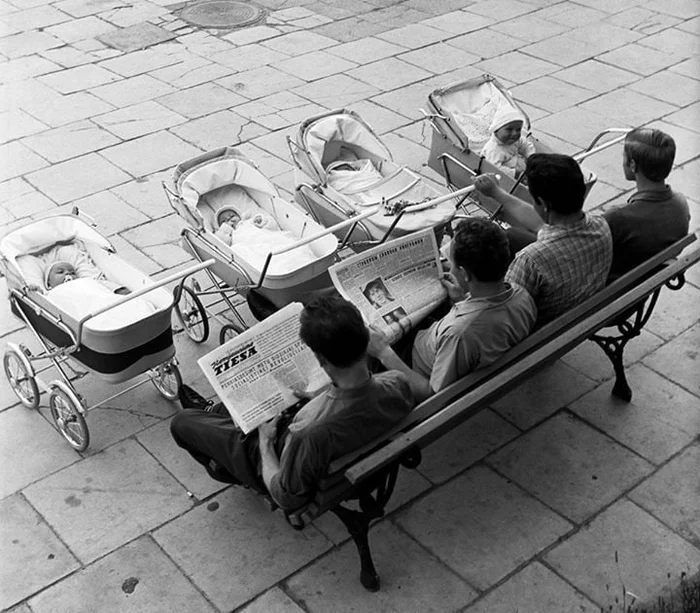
[180,1,265,29]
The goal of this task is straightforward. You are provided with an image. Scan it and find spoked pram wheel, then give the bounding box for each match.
[219,323,242,346]
[3,345,40,409]
[174,283,209,343]
[48,383,89,452]
[151,361,183,401]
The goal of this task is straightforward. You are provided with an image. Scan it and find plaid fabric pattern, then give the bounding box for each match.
[506,214,612,326]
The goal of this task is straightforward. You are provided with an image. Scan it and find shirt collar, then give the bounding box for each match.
[628,185,671,204]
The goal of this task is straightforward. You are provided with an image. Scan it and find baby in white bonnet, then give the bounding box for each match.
[480,106,536,179]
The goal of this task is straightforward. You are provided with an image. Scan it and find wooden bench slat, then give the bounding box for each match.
[319,234,696,484]
[344,243,700,485]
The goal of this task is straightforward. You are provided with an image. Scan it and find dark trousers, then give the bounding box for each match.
[170,406,268,493]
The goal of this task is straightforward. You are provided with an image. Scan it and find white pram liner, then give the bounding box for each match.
[1,215,175,379]
[174,148,337,288]
[291,110,455,237]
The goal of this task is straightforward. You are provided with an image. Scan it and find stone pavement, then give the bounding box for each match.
[1,0,699,611]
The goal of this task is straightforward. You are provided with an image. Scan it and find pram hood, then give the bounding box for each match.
[291,109,393,185]
[0,215,113,286]
[428,73,531,153]
[170,146,279,231]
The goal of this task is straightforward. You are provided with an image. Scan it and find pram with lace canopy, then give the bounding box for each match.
[0,212,211,451]
[164,146,342,345]
[424,73,628,211]
[288,109,468,248]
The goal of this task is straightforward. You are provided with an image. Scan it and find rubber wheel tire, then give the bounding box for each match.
[219,324,241,346]
[152,362,183,401]
[49,388,89,452]
[3,349,40,409]
[174,284,209,343]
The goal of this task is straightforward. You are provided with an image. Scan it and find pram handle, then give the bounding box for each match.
[75,259,215,343]
[573,128,629,163]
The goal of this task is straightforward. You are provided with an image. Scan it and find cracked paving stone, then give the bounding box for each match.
[98,22,177,52]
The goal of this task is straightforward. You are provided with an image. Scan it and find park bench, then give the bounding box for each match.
[283,233,700,592]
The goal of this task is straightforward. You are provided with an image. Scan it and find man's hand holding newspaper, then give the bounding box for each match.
[328,228,447,344]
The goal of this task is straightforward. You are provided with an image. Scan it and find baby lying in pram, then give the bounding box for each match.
[213,206,318,271]
[31,245,157,331]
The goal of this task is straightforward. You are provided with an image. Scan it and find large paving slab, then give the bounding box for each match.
[0,405,80,498]
[0,494,80,611]
[545,499,700,608]
[490,359,597,430]
[287,521,478,613]
[629,443,700,548]
[489,412,653,523]
[396,465,572,591]
[569,363,700,465]
[463,562,599,613]
[643,322,700,396]
[27,536,216,613]
[22,438,192,563]
[153,487,331,611]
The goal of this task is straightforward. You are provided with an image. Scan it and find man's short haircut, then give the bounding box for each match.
[452,218,510,283]
[299,296,369,368]
[526,153,586,215]
[624,128,676,182]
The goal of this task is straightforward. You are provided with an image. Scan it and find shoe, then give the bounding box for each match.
[178,384,210,410]
[205,459,239,484]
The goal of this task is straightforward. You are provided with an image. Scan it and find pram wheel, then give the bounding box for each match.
[219,324,240,345]
[174,284,209,343]
[151,361,183,401]
[49,384,89,452]
[3,346,40,409]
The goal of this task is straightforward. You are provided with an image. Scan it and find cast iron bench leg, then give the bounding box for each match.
[331,505,380,592]
[592,335,632,401]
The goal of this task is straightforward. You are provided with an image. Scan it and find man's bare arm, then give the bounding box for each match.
[474,175,544,233]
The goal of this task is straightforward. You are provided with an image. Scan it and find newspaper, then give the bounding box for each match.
[329,228,446,343]
[197,302,330,434]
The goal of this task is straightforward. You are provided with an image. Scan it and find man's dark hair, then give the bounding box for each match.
[452,218,510,282]
[526,153,586,215]
[624,128,675,182]
[299,296,369,368]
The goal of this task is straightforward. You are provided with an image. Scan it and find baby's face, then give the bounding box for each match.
[48,263,76,288]
[219,210,241,228]
[495,120,523,146]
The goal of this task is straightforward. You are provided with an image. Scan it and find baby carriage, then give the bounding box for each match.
[0,211,212,451]
[288,109,472,248]
[424,73,628,214]
[164,146,350,345]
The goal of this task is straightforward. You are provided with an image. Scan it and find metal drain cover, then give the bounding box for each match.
[180,1,265,29]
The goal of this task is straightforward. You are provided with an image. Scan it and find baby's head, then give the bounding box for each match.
[490,107,526,146]
[216,207,241,229]
[46,261,76,289]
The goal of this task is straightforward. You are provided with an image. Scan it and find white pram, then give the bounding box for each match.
[288,109,464,248]
[164,146,341,344]
[0,212,210,451]
[425,74,628,210]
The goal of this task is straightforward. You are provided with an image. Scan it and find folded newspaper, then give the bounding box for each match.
[329,227,447,344]
[198,302,330,434]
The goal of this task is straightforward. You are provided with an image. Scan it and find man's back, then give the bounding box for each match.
[268,371,413,510]
[605,187,689,282]
[506,214,612,326]
[412,284,536,391]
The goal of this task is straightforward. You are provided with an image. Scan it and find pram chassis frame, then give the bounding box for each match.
[4,260,213,451]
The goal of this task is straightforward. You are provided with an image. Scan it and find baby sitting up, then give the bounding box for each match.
[45,261,129,295]
[480,106,536,179]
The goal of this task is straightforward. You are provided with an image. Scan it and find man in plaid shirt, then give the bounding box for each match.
[474,154,612,327]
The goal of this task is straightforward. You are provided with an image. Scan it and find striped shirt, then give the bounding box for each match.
[506,214,612,326]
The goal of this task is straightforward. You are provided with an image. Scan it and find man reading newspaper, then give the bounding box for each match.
[170,296,414,511]
[369,218,537,402]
